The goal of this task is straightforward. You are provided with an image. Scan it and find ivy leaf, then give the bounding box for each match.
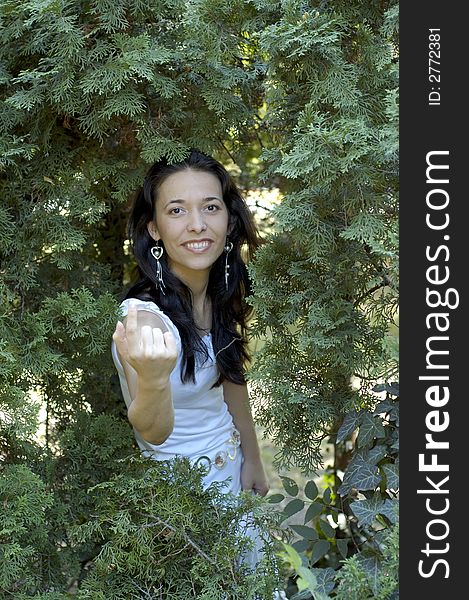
[382,463,399,490]
[281,476,299,497]
[338,455,381,495]
[282,498,305,519]
[351,493,398,526]
[268,493,285,504]
[310,540,330,565]
[310,567,336,595]
[372,382,399,396]
[364,445,387,465]
[374,399,395,416]
[304,479,319,501]
[336,410,361,443]
[357,553,381,596]
[380,498,399,524]
[304,501,323,523]
[350,494,382,526]
[357,413,386,448]
[336,538,348,559]
[290,525,319,541]
[374,399,399,424]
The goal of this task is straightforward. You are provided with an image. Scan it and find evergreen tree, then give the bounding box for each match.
[247,0,399,472]
[0,0,398,595]
[244,3,399,595]
[0,0,274,595]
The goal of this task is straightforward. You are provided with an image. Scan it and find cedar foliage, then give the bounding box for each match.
[1,0,274,596]
[247,0,399,472]
[0,0,398,596]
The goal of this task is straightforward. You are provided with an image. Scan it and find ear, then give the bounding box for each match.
[147,221,160,242]
[227,217,236,236]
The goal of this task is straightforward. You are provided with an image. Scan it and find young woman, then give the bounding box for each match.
[111,149,283,579]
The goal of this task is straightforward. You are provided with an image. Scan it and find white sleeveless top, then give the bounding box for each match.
[111,298,237,462]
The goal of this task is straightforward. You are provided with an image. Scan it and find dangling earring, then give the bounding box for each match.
[224,240,233,291]
[150,242,166,294]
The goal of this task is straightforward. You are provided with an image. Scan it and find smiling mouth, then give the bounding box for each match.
[183,241,212,251]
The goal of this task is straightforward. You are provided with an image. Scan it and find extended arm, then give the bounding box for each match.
[113,302,178,445]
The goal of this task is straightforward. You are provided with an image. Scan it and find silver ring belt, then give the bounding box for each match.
[193,427,241,473]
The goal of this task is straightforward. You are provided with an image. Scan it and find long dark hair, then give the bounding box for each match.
[124,149,260,385]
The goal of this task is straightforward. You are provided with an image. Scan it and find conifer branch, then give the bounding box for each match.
[140,514,217,565]
[353,275,398,308]
[217,137,237,166]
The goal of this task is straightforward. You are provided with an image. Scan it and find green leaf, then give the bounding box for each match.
[336,410,361,443]
[304,501,323,523]
[310,540,330,565]
[280,476,299,496]
[357,553,381,596]
[338,455,381,495]
[279,542,302,570]
[350,494,381,526]
[357,413,386,448]
[336,538,348,559]
[319,519,336,539]
[323,487,332,504]
[380,498,399,524]
[365,445,387,465]
[351,492,398,526]
[296,565,319,592]
[292,539,311,553]
[304,479,319,501]
[290,525,319,541]
[310,567,336,595]
[373,400,395,416]
[268,493,285,503]
[382,463,399,490]
[282,498,305,519]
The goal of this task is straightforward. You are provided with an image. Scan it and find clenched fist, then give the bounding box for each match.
[112,302,178,385]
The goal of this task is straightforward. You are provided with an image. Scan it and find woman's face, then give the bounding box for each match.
[148,168,230,284]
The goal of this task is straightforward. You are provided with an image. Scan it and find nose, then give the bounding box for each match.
[187,210,207,232]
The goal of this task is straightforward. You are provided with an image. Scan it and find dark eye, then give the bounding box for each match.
[206,204,220,212]
[170,207,182,214]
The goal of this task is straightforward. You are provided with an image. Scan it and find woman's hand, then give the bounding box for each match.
[241,457,270,497]
[112,302,178,386]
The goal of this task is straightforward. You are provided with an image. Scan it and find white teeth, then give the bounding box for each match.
[185,241,210,249]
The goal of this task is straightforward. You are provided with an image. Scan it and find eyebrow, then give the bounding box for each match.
[163,196,223,208]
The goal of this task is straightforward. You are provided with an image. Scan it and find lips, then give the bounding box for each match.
[182,238,214,252]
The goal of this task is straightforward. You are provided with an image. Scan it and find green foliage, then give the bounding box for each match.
[72,454,284,599]
[0,464,56,595]
[247,0,399,472]
[278,522,398,600]
[1,0,269,594]
[1,0,398,596]
[333,523,399,600]
[271,383,399,598]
